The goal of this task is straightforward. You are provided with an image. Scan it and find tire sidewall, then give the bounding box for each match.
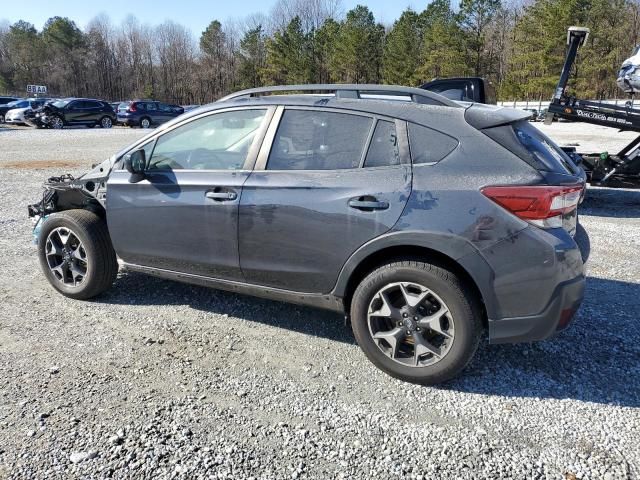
[351,264,479,384]
[38,214,98,298]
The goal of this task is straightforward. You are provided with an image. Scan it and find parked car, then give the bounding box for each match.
[27,84,588,385]
[5,98,51,125]
[117,100,184,128]
[29,98,116,129]
[0,97,23,123]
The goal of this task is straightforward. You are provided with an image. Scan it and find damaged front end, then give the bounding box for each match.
[28,158,112,242]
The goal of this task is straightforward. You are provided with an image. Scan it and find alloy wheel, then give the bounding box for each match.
[45,227,88,287]
[141,118,150,128]
[51,117,64,129]
[367,282,455,367]
[101,117,113,128]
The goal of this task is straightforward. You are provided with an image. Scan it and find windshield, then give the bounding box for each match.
[52,99,71,108]
[8,100,28,109]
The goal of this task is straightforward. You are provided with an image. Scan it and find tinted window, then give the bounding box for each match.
[148,109,267,171]
[85,100,101,109]
[408,123,458,164]
[267,110,372,170]
[512,121,574,174]
[364,120,400,167]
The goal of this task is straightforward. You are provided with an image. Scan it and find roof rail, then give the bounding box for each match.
[217,84,460,107]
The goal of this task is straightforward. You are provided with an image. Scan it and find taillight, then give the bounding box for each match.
[128,102,137,112]
[481,185,583,229]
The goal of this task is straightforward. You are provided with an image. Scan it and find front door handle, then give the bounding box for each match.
[348,197,389,211]
[205,189,237,201]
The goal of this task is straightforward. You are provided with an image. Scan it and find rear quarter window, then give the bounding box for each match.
[408,123,458,164]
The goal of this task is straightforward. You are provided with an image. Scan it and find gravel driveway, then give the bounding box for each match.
[0,125,638,479]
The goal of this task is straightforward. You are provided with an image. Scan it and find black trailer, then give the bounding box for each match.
[545,26,640,188]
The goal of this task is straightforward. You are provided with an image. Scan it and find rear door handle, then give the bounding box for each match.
[348,197,389,211]
[205,190,237,201]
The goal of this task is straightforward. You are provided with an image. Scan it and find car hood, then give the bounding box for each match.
[7,107,29,115]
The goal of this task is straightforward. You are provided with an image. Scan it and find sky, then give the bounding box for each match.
[0,0,420,33]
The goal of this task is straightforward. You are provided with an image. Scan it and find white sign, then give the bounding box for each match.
[26,85,47,94]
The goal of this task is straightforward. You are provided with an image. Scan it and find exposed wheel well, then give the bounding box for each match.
[342,245,487,327]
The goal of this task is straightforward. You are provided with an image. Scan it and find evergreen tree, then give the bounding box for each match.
[262,17,314,85]
[237,25,266,89]
[332,5,385,83]
[417,0,470,82]
[383,9,423,85]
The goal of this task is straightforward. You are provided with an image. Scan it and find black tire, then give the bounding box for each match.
[38,209,118,300]
[350,260,482,385]
[139,116,151,129]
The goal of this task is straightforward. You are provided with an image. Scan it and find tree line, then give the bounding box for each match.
[0,0,639,104]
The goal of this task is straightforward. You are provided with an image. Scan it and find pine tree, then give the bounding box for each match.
[416,0,470,82]
[237,26,266,89]
[383,9,423,85]
[262,17,314,85]
[331,5,385,83]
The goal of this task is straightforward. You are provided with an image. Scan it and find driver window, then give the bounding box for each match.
[147,109,267,171]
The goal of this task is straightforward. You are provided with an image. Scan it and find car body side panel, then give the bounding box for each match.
[239,166,412,293]
[107,170,250,280]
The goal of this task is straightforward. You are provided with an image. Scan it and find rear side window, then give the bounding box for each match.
[364,120,400,167]
[267,110,372,170]
[408,123,458,164]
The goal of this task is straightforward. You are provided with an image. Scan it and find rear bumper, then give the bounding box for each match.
[460,224,588,344]
[488,274,585,343]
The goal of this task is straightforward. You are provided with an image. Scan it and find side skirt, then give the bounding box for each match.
[121,262,345,313]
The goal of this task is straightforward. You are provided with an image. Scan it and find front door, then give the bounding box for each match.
[239,108,412,293]
[107,107,273,280]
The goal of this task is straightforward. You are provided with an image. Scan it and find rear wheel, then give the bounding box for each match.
[100,116,113,128]
[140,117,151,129]
[38,210,118,300]
[350,260,481,385]
[0,114,5,123]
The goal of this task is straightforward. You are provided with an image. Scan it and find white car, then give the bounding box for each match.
[617,45,640,93]
[5,98,50,125]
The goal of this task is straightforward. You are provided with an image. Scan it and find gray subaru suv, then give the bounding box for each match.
[28,85,587,384]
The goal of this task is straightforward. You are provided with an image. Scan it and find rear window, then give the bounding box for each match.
[512,121,575,174]
[408,123,458,164]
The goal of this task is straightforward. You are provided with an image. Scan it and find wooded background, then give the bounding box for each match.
[1,0,638,104]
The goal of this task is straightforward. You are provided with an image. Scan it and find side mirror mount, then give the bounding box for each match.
[123,149,146,183]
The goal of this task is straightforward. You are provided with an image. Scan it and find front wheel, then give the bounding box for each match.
[350,260,482,385]
[50,116,64,129]
[38,210,118,300]
[100,116,113,128]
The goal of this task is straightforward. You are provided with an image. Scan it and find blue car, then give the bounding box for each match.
[117,100,184,128]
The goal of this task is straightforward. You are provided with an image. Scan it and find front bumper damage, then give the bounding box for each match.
[28,158,113,240]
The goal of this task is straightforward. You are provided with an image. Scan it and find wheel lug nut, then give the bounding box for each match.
[402,313,408,318]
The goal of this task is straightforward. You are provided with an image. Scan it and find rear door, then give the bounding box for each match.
[238,107,412,293]
[107,107,274,280]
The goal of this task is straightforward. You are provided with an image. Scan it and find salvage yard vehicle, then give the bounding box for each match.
[28,84,588,384]
[117,100,185,128]
[0,97,23,123]
[27,98,116,129]
[4,97,51,125]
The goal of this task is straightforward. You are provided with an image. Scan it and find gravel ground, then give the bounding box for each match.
[0,124,638,479]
